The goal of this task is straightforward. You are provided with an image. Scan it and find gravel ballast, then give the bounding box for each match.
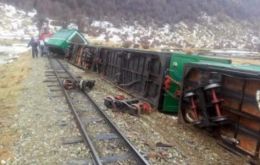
[11,58,90,164]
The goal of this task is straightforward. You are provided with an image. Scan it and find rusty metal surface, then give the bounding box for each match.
[180,63,260,160]
[68,45,170,108]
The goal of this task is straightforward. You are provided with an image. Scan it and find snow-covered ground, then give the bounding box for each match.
[210,50,259,55]
[207,49,260,58]
[84,13,260,51]
[0,3,36,65]
[0,44,29,64]
[0,3,38,40]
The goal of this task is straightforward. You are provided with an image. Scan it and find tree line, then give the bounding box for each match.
[1,0,260,31]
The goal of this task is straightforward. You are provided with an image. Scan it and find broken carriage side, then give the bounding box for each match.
[67,44,171,109]
[180,62,260,160]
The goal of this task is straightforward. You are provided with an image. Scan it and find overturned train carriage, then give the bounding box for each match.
[67,45,170,108]
[180,63,260,159]
[46,29,88,55]
[48,38,260,160]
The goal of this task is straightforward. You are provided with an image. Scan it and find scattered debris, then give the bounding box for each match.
[156,142,173,148]
[104,95,153,116]
[63,79,95,91]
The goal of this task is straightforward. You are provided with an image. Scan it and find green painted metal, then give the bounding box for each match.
[46,29,88,51]
[162,52,231,113]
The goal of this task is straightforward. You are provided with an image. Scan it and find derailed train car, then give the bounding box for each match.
[66,45,231,112]
[67,44,171,109]
[47,31,260,161]
[180,63,260,160]
[66,44,260,162]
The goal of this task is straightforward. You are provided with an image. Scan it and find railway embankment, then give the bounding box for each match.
[0,53,248,164]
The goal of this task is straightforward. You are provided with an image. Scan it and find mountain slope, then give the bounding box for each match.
[2,0,260,25]
[1,0,260,50]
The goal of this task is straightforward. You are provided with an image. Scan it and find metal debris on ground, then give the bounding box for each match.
[156,142,173,148]
[104,95,153,116]
[63,79,95,91]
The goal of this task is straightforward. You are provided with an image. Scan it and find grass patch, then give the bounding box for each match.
[0,51,31,161]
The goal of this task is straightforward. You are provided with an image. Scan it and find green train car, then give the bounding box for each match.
[162,52,231,113]
[46,29,88,55]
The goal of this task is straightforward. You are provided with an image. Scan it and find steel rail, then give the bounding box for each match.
[81,89,150,164]
[48,57,102,165]
[56,58,150,165]
[51,57,149,165]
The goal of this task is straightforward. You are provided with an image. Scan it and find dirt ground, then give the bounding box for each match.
[0,52,31,161]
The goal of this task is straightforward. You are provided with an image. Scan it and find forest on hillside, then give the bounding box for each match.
[1,0,260,29]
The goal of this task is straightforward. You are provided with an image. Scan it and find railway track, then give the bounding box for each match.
[47,57,149,165]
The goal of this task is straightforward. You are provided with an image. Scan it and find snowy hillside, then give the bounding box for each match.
[0,3,36,64]
[85,13,260,50]
[0,3,38,41]
[2,0,260,51]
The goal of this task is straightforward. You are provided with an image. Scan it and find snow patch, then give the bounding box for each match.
[0,44,29,65]
[0,3,38,40]
[28,9,37,17]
